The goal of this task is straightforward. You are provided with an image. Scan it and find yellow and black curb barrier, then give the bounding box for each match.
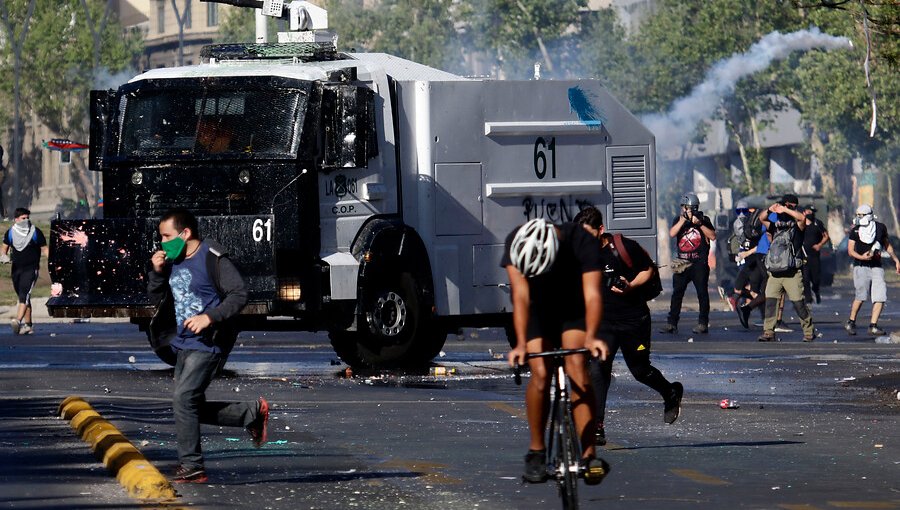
[58,396,177,501]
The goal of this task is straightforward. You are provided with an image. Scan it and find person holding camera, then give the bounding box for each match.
[844,204,900,336]
[660,193,716,334]
[575,207,683,446]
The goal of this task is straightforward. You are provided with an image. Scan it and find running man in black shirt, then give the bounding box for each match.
[1,208,48,335]
[502,218,610,485]
[574,207,683,446]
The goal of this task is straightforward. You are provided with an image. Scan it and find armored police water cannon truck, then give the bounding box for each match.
[47,0,658,368]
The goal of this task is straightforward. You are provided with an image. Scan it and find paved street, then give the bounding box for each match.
[0,278,898,509]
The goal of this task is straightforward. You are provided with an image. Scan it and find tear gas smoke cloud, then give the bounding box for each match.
[93,68,137,90]
[642,28,852,151]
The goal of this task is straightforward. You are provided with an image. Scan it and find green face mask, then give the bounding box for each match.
[161,232,186,261]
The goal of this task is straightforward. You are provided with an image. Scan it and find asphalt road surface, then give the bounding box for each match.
[1,278,898,509]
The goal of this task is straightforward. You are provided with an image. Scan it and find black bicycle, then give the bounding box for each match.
[515,348,605,510]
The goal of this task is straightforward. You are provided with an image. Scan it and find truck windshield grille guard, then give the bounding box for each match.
[133,192,254,216]
[116,78,311,159]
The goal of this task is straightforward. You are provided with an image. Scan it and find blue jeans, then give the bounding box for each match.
[174,349,258,469]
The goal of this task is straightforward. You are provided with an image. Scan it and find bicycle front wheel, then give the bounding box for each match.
[558,399,580,509]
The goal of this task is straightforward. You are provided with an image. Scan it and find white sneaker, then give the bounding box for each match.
[19,324,33,335]
[10,319,20,335]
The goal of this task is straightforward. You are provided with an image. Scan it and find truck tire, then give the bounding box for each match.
[329,272,443,368]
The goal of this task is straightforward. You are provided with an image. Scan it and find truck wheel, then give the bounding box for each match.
[329,272,443,368]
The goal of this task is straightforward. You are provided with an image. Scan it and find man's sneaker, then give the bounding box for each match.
[523,450,548,483]
[774,321,793,333]
[19,324,33,335]
[10,319,20,335]
[659,323,677,334]
[726,295,738,312]
[247,397,269,448]
[737,305,751,329]
[580,456,610,486]
[758,331,776,342]
[664,382,683,424]
[868,325,887,336]
[692,324,708,334]
[595,422,607,447]
[172,464,208,483]
[844,320,857,336]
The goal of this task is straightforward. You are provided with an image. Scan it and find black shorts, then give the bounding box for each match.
[11,268,38,305]
[526,311,586,345]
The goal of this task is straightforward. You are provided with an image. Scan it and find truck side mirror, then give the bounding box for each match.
[89,89,117,172]
[322,84,377,169]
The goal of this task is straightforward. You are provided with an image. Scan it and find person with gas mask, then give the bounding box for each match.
[660,193,716,334]
[758,194,815,342]
[844,204,900,336]
[148,208,269,483]
[801,205,829,304]
[1,208,48,335]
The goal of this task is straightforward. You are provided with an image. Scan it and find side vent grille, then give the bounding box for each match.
[611,155,648,220]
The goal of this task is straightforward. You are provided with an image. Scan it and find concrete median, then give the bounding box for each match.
[57,396,176,501]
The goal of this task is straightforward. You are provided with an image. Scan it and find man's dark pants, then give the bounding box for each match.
[666,262,711,327]
[802,252,821,301]
[174,349,258,470]
[590,314,673,424]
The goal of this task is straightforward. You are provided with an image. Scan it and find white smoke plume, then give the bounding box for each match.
[643,28,852,151]
[93,67,137,90]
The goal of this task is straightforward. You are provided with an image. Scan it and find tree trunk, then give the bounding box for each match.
[809,130,836,199]
[169,0,191,66]
[0,0,37,215]
[886,173,900,239]
[514,0,554,73]
[69,157,97,218]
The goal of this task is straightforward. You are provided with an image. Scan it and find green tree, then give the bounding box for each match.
[0,0,37,214]
[463,0,587,79]
[576,8,634,104]
[785,5,900,232]
[1,0,142,215]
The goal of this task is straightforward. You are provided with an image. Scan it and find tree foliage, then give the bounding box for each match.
[0,0,142,213]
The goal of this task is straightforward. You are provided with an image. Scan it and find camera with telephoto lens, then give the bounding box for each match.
[603,267,628,290]
[683,207,701,221]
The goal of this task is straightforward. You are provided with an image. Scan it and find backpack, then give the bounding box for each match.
[727,216,745,256]
[610,233,663,301]
[765,226,805,273]
[742,213,764,248]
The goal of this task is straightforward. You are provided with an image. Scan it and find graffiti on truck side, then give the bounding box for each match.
[522,196,593,223]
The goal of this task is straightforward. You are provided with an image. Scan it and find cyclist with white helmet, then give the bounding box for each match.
[501,218,610,485]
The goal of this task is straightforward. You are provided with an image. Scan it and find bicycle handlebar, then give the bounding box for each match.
[513,348,593,386]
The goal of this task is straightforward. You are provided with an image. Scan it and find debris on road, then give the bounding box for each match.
[719,399,739,409]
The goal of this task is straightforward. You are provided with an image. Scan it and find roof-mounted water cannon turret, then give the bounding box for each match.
[200,0,333,44]
[199,0,338,61]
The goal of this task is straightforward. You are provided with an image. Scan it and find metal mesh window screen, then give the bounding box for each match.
[611,154,648,220]
[118,86,306,158]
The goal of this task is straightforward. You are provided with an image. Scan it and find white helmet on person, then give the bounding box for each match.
[510,218,558,277]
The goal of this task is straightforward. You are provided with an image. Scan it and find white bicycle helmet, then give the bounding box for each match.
[510,218,558,277]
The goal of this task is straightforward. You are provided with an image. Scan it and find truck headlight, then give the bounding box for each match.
[277,278,302,301]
